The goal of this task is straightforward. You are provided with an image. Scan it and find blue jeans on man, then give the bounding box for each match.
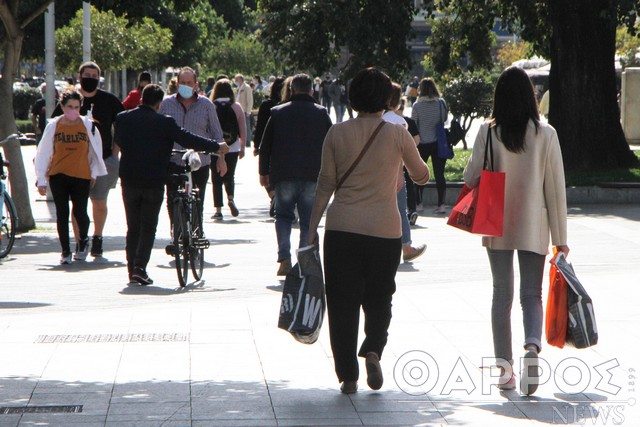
[274,180,316,262]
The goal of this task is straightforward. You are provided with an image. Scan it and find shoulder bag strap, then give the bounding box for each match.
[438,99,446,125]
[335,121,386,192]
[483,124,495,171]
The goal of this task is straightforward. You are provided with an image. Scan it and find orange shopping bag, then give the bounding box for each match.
[545,249,568,348]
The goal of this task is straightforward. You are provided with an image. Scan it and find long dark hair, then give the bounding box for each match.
[491,66,539,153]
[211,79,235,103]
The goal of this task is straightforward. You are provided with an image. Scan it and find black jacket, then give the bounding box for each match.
[114,105,220,188]
[259,94,332,186]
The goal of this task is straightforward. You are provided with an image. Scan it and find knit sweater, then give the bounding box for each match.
[309,116,430,239]
[411,96,447,144]
[463,121,567,255]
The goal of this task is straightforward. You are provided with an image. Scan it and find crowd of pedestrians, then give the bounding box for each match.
[28,63,568,398]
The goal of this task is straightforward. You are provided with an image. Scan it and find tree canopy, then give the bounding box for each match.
[258,0,416,80]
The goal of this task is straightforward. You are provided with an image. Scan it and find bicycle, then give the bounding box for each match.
[0,134,19,259]
[168,150,210,287]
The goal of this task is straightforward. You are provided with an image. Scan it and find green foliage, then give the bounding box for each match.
[12,87,41,120]
[496,41,532,69]
[616,26,640,69]
[55,7,173,73]
[443,72,493,135]
[15,120,35,134]
[207,32,276,78]
[258,0,416,80]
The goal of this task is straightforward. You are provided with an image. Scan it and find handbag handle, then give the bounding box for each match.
[483,124,495,171]
[335,121,386,191]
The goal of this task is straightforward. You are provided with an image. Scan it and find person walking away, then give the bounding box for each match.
[160,66,225,227]
[52,61,125,257]
[35,87,107,264]
[259,74,332,276]
[398,98,421,225]
[405,76,419,106]
[122,71,151,110]
[313,77,321,103]
[382,82,426,263]
[320,74,333,112]
[234,74,254,147]
[209,79,247,220]
[462,66,569,395]
[115,84,229,285]
[411,78,449,214]
[328,78,344,123]
[308,67,429,394]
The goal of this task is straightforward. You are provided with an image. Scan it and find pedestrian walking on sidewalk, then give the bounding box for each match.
[209,79,247,220]
[259,74,332,276]
[35,87,107,264]
[411,78,449,214]
[114,84,229,285]
[462,66,569,395]
[308,67,429,394]
[52,61,125,258]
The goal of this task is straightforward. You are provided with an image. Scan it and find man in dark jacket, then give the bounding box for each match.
[114,84,229,285]
[259,74,332,276]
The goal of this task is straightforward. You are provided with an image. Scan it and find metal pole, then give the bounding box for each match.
[44,2,55,117]
[121,69,127,100]
[82,2,91,62]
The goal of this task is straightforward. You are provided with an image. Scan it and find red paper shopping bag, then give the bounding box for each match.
[447,169,505,236]
[546,250,568,348]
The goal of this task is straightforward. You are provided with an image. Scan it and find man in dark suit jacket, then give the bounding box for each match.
[259,74,332,276]
[114,84,229,285]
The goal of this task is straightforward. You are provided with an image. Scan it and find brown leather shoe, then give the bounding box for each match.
[365,352,383,390]
[340,380,358,394]
[403,244,426,263]
[277,259,292,276]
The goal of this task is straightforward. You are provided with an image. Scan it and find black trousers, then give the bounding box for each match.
[166,162,209,220]
[49,173,91,254]
[323,230,402,382]
[122,185,164,273]
[417,142,447,206]
[211,152,239,208]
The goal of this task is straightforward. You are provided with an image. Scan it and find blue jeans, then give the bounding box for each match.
[274,180,316,262]
[487,249,546,364]
[397,181,411,245]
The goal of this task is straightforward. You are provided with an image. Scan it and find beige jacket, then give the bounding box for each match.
[310,117,430,239]
[463,121,567,255]
[236,82,253,116]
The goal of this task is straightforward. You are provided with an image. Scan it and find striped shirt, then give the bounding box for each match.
[411,96,448,144]
[159,94,223,166]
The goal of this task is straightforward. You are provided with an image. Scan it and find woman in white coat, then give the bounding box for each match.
[35,87,107,264]
[463,66,569,395]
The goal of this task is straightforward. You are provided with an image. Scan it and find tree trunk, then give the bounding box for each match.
[0,19,36,232]
[548,0,640,171]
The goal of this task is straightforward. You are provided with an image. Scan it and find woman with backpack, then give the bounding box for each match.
[209,79,247,220]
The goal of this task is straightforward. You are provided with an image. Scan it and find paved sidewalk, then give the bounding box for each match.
[0,147,639,426]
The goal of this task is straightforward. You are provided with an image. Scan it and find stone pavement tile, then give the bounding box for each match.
[106,422,191,427]
[358,409,446,426]
[434,400,529,425]
[273,401,360,419]
[192,420,277,427]
[105,401,190,422]
[0,344,55,379]
[17,414,106,426]
[276,419,363,426]
[37,343,121,384]
[350,397,437,412]
[190,397,274,420]
[190,380,271,402]
[111,380,191,403]
[115,343,190,382]
[26,391,110,414]
[0,416,20,427]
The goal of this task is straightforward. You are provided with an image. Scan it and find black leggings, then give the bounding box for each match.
[49,173,91,254]
[323,230,402,382]
[417,142,447,206]
[211,152,239,208]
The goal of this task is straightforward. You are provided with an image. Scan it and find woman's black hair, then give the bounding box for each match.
[349,67,392,113]
[270,77,285,100]
[491,66,540,153]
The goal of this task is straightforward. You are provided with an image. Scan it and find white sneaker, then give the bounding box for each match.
[416,203,424,212]
[434,205,447,214]
[60,253,72,265]
[74,238,90,261]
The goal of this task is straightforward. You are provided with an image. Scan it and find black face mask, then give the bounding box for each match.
[80,77,99,92]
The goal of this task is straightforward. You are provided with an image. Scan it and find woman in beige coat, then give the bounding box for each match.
[463,66,569,395]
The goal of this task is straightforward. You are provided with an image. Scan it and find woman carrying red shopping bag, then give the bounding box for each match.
[462,66,569,395]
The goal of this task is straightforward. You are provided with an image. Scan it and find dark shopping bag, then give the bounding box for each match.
[436,100,454,159]
[447,126,504,236]
[278,245,326,344]
[553,252,598,349]
[545,249,569,348]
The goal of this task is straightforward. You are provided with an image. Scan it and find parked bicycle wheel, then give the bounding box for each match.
[0,192,16,259]
[190,201,205,281]
[172,199,189,287]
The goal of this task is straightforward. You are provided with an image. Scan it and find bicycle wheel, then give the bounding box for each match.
[0,192,16,259]
[189,200,205,281]
[172,199,189,287]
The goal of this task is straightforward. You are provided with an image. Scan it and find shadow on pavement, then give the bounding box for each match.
[0,302,51,309]
[119,280,236,296]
